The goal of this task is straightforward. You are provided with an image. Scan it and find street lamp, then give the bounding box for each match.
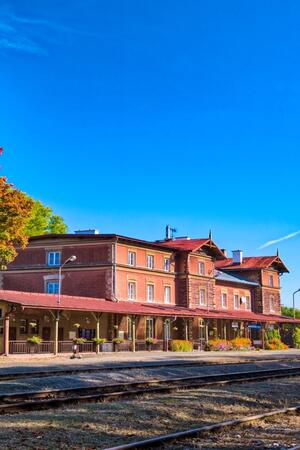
[57,255,77,305]
[292,289,300,320]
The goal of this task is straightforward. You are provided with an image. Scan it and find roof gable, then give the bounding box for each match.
[216,255,289,273]
[155,238,226,260]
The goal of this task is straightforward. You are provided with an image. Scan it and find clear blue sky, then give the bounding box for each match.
[1,0,300,306]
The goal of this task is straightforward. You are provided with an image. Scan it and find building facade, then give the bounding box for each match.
[0,230,298,355]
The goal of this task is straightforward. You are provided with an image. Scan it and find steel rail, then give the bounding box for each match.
[105,405,300,450]
[0,357,299,381]
[0,366,299,414]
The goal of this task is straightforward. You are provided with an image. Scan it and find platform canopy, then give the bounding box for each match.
[0,290,299,323]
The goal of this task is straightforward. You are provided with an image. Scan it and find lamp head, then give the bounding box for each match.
[68,255,77,262]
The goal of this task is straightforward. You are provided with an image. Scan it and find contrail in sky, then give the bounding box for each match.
[259,230,300,249]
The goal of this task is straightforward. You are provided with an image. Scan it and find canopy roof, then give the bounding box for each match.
[0,290,299,323]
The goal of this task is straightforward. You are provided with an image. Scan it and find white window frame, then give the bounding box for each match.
[198,261,205,276]
[128,281,136,300]
[221,292,228,309]
[234,294,239,310]
[147,284,154,303]
[199,288,206,306]
[147,255,154,269]
[245,295,251,310]
[128,251,136,267]
[164,286,171,304]
[47,251,61,266]
[164,257,171,272]
[46,281,59,294]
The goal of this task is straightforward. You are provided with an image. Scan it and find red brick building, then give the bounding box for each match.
[0,230,298,355]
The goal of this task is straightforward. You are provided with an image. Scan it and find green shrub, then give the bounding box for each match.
[112,338,124,344]
[72,338,87,345]
[145,337,155,345]
[27,336,42,345]
[293,327,300,349]
[265,328,281,341]
[170,340,193,352]
[92,338,106,345]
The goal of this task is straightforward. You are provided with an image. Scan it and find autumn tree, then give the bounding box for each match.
[0,176,33,268]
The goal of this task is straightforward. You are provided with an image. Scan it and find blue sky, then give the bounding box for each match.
[1,0,300,306]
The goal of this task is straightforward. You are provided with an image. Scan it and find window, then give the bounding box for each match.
[46,281,59,294]
[234,294,239,309]
[29,319,39,334]
[146,318,154,339]
[147,284,154,302]
[47,251,61,266]
[221,292,228,309]
[128,281,136,300]
[78,328,96,339]
[19,319,28,335]
[199,261,205,276]
[245,295,251,310]
[199,288,206,306]
[164,286,171,304]
[164,257,171,272]
[147,255,154,269]
[269,295,275,312]
[128,251,136,266]
[269,275,274,287]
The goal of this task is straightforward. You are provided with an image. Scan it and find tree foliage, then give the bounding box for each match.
[281,305,300,319]
[24,199,67,236]
[0,176,33,268]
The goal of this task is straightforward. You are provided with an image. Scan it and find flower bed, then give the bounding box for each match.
[208,339,233,351]
[231,337,252,351]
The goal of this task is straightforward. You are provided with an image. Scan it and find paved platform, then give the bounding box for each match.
[0,349,299,375]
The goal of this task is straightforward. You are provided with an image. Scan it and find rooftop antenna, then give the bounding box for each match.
[209,229,212,240]
[276,248,279,257]
[165,225,177,240]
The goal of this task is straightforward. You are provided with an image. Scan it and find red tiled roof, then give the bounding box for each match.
[0,290,195,317]
[0,290,299,323]
[156,238,226,259]
[216,256,289,273]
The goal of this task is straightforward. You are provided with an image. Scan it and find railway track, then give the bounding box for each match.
[0,366,299,414]
[104,405,300,450]
[0,356,300,381]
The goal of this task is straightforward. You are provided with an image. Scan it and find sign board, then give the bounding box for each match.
[118,330,125,339]
[232,322,239,328]
[69,331,76,340]
[253,340,262,345]
[248,324,261,329]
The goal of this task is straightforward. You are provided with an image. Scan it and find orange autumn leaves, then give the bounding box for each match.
[0,170,33,268]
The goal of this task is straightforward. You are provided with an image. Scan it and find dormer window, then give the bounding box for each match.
[198,261,205,276]
[47,251,61,266]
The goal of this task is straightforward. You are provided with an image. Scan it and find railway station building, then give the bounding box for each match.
[0,229,299,355]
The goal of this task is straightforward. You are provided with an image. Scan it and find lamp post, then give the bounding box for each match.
[293,289,300,320]
[57,255,77,305]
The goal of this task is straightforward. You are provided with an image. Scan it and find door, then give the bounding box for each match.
[9,327,17,341]
[58,328,64,341]
[42,327,51,341]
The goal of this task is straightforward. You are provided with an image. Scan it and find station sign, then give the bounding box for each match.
[248,323,262,329]
[231,321,239,328]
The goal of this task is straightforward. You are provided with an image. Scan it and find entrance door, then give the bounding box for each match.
[58,328,64,340]
[199,321,206,350]
[42,327,51,341]
[9,327,17,341]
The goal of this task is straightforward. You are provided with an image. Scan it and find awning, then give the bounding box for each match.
[0,290,299,324]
